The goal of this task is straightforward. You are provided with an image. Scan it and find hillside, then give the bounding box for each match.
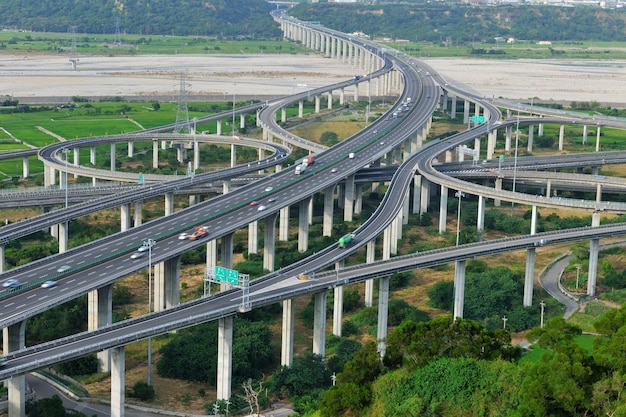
[0,0,281,38]
[290,3,626,43]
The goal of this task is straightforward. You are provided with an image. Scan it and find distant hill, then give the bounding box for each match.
[289,3,626,42]
[0,0,282,38]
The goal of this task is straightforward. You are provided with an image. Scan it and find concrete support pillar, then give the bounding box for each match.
[524,248,535,307]
[223,179,231,194]
[111,346,125,417]
[120,203,131,232]
[154,256,181,311]
[412,174,422,215]
[22,157,29,178]
[558,125,565,151]
[527,124,534,153]
[323,185,335,237]
[588,238,599,297]
[4,321,26,417]
[248,221,258,255]
[376,277,389,357]
[216,119,222,135]
[453,260,466,319]
[538,123,544,137]
[88,284,113,371]
[313,291,327,357]
[298,197,311,252]
[58,221,68,253]
[298,100,304,118]
[477,195,485,239]
[221,233,234,269]
[110,143,116,172]
[333,262,344,337]
[281,108,287,123]
[281,299,295,366]
[279,206,289,241]
[420,178,430,215]
[450,95,457,119]
[530,205,538,235]
[344,175,355,222]
[438,185,448,234]
[315,96,320,113]
[583,124,588,145]
[164,192,174,216]
[206,239,218,270]
[231,144,237,168]
[263,213,278,272]
[133,201,143,227]
[355,183,363,215]
[90,146,96,165]
[152,140,159,169]
[463,101,470,124]
[0,245,4,273]
[505,125,512,152]
[596,125,601,152]
[216,316,233,400]
[365,240,375,307]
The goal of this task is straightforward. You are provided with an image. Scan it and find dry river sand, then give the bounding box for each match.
[1,54,625,105]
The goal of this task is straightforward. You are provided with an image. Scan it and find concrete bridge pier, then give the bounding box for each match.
[438,185,448,234]
[217,316,233,400]
[154,256,181,311]
[494,178,502,206]
[121,203,131,232]
[323,185,335,237]
[22,157,29,178]
[333,261,344,337]
[88,284,113,371]
[477,195,485,239]
[221,233,234,269]
[279,206,289,241]
[281,299,295,366]
[420,177,430,215]
[206,239,218,270]
[58,221,68,253]
[134,201,143,227]
[558,125,565,150]
[110,143,116,172]
[313,291,328,358]
[263,212,279,272]
[216,119,222,135]
[298,197,312,252]
[344,175,355,221]
[0,245,4,273]
[412,174,422,215]
[583,125,588,145]
[365,240,376,307]
[111,346,125,417]
[453,259,466,319]
[505,125,512,152]
[248,221,258,255]
[152,140,159,169]
[587,212,601,296]
[4,321,26,417]
[376,276,390,358]
[164,192,174,216]
[524,248,535,307]
[450,95,457,119]
[527,124,534,153]
[463,99,470,125]
[596,125,601,152]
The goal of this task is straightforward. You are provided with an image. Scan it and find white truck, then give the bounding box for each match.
[295,164,307,175]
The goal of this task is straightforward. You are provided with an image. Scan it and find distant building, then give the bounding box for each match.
[537,40,552,45]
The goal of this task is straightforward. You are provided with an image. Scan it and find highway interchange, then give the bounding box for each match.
[1,11,626,400]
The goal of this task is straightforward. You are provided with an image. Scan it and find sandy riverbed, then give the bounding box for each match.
[1,53,625,106]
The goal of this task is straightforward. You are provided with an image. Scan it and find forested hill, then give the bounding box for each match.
[0,0,281,38]
[290,3,626,43]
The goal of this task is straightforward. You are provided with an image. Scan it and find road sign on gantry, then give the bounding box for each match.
[471,115,485,123]
[214,266,239,285]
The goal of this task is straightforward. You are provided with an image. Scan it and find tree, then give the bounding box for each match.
[241,378,263,416]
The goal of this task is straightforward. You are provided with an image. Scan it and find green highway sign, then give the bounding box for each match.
[214,266,239,285]
[471,115,485,123]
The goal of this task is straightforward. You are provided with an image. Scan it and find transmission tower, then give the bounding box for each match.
[68,26,79,69]
[114,17,122,46]
[174,71,191,134]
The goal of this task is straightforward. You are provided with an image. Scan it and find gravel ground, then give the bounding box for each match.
[1,53,624,106]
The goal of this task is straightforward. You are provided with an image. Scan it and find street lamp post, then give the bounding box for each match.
[455,191,465,246]
[62,148,70,209]
[502,315,508,329]
[143,238,156,385]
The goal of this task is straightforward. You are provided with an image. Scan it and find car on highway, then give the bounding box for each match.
[137,245,150,252]
[41,281,57,288]
[265,186,273,192]
[178,232,189,240]
[56,265,71,273]
[331,168,337,173]
[130,252,144,260]
[250,201,258,206]
[257,205,267,211]
[268,197,277,203]
[2,279,21,288]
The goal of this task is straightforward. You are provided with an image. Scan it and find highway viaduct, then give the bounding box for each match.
[1,12,624,416]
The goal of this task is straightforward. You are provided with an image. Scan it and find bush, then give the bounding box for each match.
[128,381,155,401]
